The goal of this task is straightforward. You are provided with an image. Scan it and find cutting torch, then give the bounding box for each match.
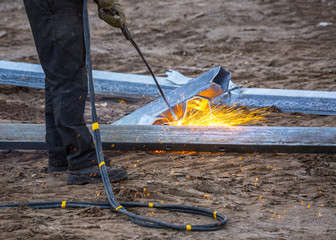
[110,7,178,120]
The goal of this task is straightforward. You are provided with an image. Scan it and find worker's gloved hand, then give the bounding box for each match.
[95,0,126,28]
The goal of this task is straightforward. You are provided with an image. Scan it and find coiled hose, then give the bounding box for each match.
[0,1,228,231]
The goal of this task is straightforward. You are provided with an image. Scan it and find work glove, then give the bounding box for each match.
[95,0,126,28]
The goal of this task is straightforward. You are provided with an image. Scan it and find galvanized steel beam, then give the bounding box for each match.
[217,88,336,115]
[1,124,335,153]
[0,60,179,98]
[114,66,231,125]
[1,60,336,115]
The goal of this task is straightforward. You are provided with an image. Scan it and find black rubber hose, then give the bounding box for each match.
[83,1,228,230]
[0,1,228,232]
[0,201,228,231]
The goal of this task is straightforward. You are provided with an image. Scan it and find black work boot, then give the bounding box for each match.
[67,165,127,185]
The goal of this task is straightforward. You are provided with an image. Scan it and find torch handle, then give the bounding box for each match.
[121,24,132,40]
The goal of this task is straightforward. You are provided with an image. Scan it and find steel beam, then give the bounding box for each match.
[114,66,231,125]
[0,60,180,98]
[217,88,336,115]
[1,124,335,153]
[1,60,336,115]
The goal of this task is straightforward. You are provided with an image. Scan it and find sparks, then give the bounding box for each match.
[168,98,270,127]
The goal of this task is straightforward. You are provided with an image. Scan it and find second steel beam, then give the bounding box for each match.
[1,60,335,115]
[1,124,335,153]
[114,66,231,125]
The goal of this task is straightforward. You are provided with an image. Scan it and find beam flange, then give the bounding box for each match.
[1,124,335,153]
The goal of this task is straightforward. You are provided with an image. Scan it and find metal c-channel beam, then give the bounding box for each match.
[217,88,336,116]
[1,124,335,154]
[113,66,231,125]
[0,60,178,98]
[1,60,336,115]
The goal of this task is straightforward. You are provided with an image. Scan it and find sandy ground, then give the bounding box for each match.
[1,0,336,239]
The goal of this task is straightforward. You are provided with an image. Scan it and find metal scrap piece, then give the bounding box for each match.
[114,66,231,125]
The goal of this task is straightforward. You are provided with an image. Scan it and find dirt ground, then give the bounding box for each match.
[1,0,336,239]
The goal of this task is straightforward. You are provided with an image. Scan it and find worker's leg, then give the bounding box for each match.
[23,0,96,171]
[45,92,68,172]
[24,0,127,183]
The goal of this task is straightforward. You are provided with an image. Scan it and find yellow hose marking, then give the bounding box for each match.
[92,122,99,131]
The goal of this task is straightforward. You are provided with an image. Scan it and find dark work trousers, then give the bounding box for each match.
[24,0,96,171]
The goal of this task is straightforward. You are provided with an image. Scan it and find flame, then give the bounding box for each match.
[168,98,270,127]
